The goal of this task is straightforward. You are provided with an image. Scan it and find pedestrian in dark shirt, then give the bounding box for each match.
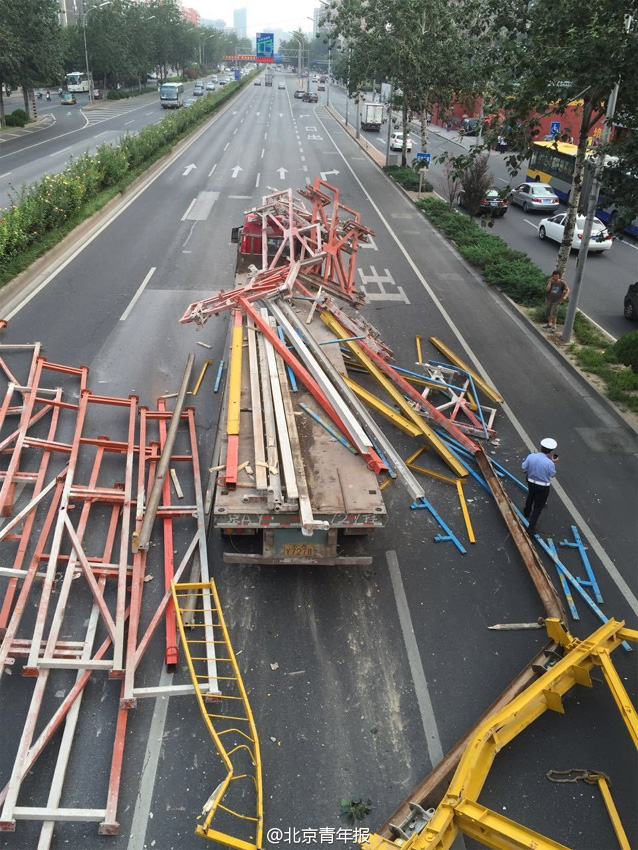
[522,438,558,536]
[543,270,570,333]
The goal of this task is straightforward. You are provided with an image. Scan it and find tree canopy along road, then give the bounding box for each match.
[0,71,636,850]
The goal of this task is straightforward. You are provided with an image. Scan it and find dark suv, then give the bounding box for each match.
[624,282,638,321]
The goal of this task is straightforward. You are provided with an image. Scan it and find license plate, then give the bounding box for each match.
[283,543,318,557]
[489,200,499,206]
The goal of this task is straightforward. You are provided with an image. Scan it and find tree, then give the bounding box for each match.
[485,0,638,275]
[0,0,63,121]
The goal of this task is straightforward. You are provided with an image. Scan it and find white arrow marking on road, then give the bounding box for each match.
[277,167,288,180]
[320,170,340,180]
[231,165,243,178]
[182,164,197,176]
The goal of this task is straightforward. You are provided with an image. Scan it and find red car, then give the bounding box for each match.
[92,89,104,100]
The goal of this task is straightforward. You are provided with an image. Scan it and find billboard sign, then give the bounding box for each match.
[256,32,274,63]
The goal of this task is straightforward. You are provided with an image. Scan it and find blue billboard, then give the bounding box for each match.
[256,32,274,62]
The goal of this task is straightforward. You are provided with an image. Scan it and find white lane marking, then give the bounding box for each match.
[208,163,217,176]
[317,108,638,620]
[181,198,197,221]
[224,142,230,151]
[183,191,219,221]
[233,128,238,135]
[124,120,135,126]
[48,145,71,157]
[154,119,162,124]
[255,172,260,188]
[145,111,154,115]
[94,131,109,138]
[264,132,267,140]
[120,267,155,321]
[386,551,445,765]
[182,221,197,248]
[0,172,12,179]
[261,148,265,158]
[300,156,306,162]
[126,666,174,850]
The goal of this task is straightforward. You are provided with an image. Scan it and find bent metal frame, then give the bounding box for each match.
[0,343,261,848]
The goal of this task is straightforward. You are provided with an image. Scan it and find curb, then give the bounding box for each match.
[325,103,638,436]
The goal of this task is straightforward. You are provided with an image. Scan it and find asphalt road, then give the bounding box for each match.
[0,81,207,209]
[327,85,638,342]
[0,70,636,850]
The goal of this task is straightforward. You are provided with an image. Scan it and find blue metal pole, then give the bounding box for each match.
[213,360,225,393]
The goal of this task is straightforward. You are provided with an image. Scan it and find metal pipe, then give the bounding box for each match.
[134,353,194,551]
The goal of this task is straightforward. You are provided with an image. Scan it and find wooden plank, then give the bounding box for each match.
[246,319,268,494]
[262,312,298,501]
[273,335,317,531]
[256,322,283,509]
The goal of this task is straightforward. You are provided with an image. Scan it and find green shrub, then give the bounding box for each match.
[5,109,29,127]
[608,331,638,373]
[106,90,130,100]
[384,165,432,193]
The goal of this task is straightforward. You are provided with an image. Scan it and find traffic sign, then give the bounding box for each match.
[256,32,274,61]
[550,121,561,137]
[417,152,431,167]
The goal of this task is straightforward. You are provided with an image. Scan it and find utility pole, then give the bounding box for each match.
[562,84,619,344]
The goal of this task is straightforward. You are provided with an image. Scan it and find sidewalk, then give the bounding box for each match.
[0,112,54,141]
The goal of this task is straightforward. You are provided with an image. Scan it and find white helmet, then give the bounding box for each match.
[540,438,558,450]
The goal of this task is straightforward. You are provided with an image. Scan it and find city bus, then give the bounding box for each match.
[65,72,90,93]
[159,82,184,109]
[526,140,638,237]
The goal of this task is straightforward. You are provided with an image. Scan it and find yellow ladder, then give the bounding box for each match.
[172,581,263,850]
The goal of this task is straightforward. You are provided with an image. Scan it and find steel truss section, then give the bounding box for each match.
[364,619,638,850]
[0,347,247,848]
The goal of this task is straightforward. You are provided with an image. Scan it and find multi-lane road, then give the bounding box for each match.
[327,85,638,341]
[0,70,636,850]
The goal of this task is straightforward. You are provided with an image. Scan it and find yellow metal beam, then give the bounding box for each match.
[323,314,468,477]
[456,479,475,543]
[596,776,632,850]
[597,648,638,748]
[343,376,422,438]
[192,358,213,396]
[455,799,570,850]
[428,336,504,403]
[408,462,459,487]
[415,334,423,364]
[227,310,244,437]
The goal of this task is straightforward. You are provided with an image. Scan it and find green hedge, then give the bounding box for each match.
[0,75,251,270]
[417,198,546,305]
[384,165,433,193]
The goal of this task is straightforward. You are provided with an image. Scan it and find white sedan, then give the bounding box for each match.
[538,213,613,253]
[390,131,412,152]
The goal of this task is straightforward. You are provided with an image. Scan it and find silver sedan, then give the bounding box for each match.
[509,182,560,212]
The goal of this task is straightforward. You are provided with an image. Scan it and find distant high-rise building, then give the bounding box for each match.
[233,7,247,36]
[202,18,227,30]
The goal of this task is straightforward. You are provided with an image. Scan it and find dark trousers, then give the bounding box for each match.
[524,482,550,534]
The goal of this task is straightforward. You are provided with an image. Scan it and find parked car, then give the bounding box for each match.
[509,182,560,212]
[218,79,227,87]
[459,187,509,217]
[91,88,103,100]
[303,91,318,103]
[294,89,306,99]
[538,213,613,252]
[193,84,204,97]
[624,282,638,321]
[278,81,285,90]
[183,97,198,108]
[205,81,215,91]
[390,131,412,152]
[60,92,76,105]
[254,79,262,86]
